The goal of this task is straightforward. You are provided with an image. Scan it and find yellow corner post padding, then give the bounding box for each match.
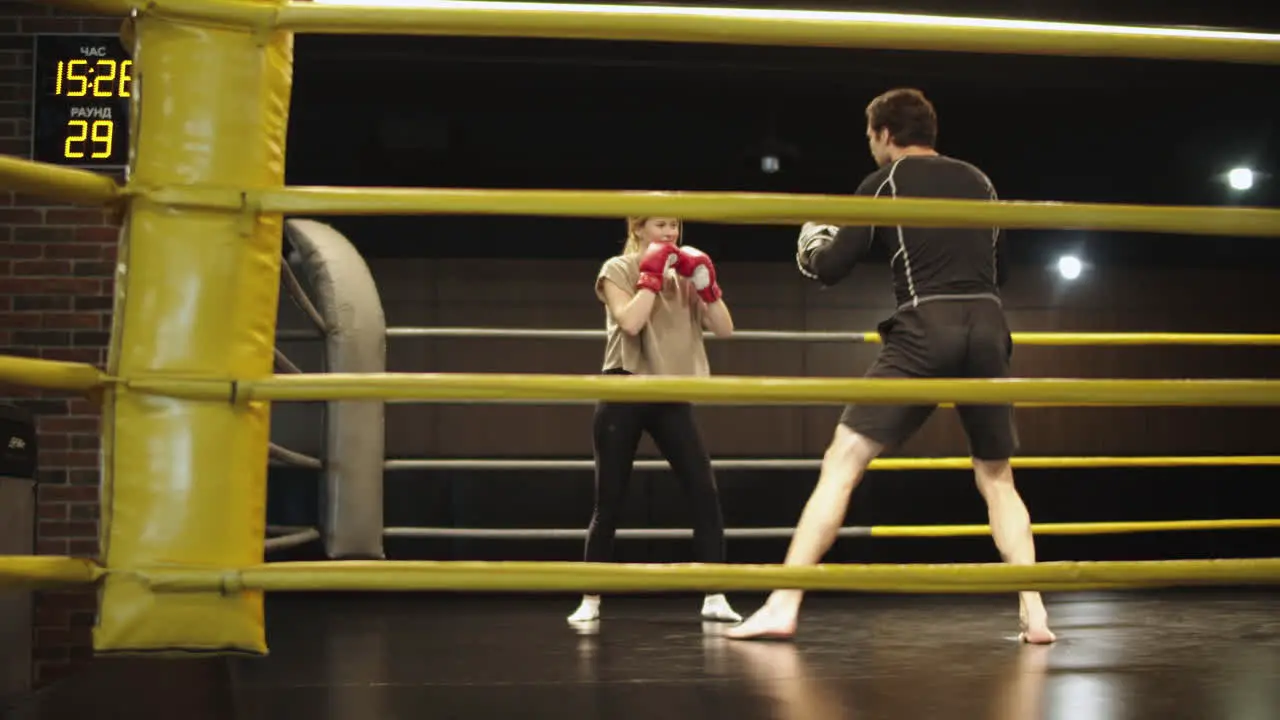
[94,3,294,656]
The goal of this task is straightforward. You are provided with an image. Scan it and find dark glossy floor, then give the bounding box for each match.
[7,588,1280,719]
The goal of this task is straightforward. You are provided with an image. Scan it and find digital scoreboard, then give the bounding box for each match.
[31,34,132,169]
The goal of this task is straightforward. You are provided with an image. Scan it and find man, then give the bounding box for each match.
[726,88,1055,644]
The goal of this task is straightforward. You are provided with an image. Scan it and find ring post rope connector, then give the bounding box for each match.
[237,191,264,238]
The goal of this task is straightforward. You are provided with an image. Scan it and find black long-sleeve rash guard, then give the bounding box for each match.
[802,154,1009,309]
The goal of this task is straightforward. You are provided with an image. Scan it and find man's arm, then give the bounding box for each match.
[994,227,1011,288]
[985,173,1010,289]
[794,171,884,287]
[796,223,874,287]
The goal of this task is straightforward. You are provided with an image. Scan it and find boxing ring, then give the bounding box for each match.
[1,0,1280,660]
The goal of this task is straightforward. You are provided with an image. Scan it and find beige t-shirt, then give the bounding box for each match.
[596,253,710,377]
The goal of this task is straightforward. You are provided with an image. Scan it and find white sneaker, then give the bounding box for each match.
[701,593,742,623]
[568,595,601,623]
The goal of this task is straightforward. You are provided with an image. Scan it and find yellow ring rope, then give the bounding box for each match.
[0,355,106,393]
[129,374,1280,406]
[136,558,1280,594]
[0,155,121,207]
[145,186,1280,238]
[0,556,104,589]
[76,0,1280,66]
[870,519,1280,537]
[978,332,1280,346]
[8,557,1280,593]
[871,456,1280,470]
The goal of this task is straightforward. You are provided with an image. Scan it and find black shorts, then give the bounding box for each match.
[839,298,1018,460]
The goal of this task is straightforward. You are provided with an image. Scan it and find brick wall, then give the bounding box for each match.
[1,1,125,688]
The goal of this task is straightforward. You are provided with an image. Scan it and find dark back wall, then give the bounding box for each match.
[267,254,1280,566]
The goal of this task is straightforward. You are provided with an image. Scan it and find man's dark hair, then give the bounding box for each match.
[865,88,938,149]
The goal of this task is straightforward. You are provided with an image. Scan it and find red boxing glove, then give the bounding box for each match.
[636,240,679,294]
[675,246,722,303]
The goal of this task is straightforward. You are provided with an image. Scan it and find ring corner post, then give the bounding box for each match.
[94,4,294,655]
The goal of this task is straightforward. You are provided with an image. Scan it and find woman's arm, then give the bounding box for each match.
[674,246,733,338]
[601,280,658,336]
[700,297,734,338]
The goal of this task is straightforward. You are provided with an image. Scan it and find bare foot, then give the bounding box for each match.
[724,605,798,641]
[1020,626,1057,644]
[1019,603,1056,644]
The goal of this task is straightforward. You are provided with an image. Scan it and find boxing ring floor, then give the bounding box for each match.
[7,589,1280,719]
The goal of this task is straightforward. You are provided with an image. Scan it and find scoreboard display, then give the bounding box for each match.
[31,34,132,169]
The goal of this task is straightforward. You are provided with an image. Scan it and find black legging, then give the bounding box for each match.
[584,399,727,565]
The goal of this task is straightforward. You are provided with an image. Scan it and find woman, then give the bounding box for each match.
[568,217,741,624]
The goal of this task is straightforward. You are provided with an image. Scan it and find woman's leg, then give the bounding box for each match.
[570,401,644,622]
[647,403,740,622]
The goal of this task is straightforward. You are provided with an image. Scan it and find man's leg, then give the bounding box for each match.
[727,315,938,641]
[727,387,935,641]
[724,424,883,639]
[957,304,1055,643]
[971,457,1055,644]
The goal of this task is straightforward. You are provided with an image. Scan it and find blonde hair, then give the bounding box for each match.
[622,216,682,255]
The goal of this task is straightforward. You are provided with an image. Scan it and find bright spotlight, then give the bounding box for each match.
[1057,255,1082,280]
[1227,167,1254,191]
